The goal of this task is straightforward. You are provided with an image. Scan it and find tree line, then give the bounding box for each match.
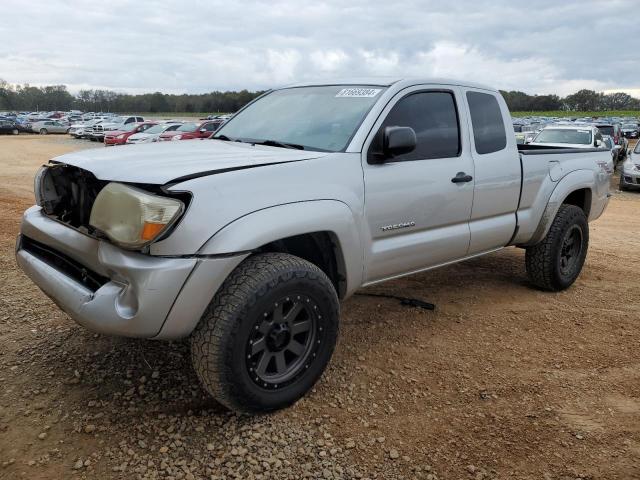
[499,89,640,112]
[1,78,639,113]
[0,79,263,113]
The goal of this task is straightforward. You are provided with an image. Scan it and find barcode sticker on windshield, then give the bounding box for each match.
[336,88,381,98]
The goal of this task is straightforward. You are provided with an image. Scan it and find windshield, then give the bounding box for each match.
[144,124,169,134]
[534,128,592,145]
[622,124,637,129]
[177,122,198,132]
[214,85,386,151]
[124,123,140,132]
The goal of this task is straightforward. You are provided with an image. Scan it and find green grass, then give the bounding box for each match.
[511,110,640,118]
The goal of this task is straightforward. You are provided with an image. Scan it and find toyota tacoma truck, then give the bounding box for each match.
[16,78,613,413]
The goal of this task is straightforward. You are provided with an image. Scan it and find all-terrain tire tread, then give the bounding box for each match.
[190,252,338,413]
[525,204,588,291]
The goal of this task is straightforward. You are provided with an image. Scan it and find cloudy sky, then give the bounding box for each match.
[2,0,639,96]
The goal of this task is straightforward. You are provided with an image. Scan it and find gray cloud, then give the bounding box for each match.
[1,0,638,95]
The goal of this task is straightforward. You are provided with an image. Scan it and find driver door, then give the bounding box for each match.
[362,86,475,283]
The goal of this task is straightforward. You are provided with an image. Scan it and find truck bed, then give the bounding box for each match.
[512,144,613,246]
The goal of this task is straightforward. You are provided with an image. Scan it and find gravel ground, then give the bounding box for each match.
[0,135,639,479]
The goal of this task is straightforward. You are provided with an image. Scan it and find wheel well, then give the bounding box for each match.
[562,188,591,217]
[256,232,346,298]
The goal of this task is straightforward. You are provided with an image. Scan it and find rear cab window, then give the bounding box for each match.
[466,91,507,154]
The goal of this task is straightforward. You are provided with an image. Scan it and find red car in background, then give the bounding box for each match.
[158,119,223,141]
[104,122,157,146]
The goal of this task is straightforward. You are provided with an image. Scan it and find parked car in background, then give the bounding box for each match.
[620,141,640,191]
[15,119,32,133]
[0,119,20,135]
[68,118,106,138]
[158,120,222,141]
[104,122,157,146]
[90,115,145,142]
[206,114,232,121]
[600,135,619,163]
[595,123,627,160]
[621,123,639,139]
[30,120,70,134]
[529,125,603,148]
[125,122,182,144]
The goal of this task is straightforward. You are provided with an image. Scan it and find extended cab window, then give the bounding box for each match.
[371,91,460,161]
[466,91,507,154]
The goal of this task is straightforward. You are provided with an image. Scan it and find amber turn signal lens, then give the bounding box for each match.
[141,222,166,241]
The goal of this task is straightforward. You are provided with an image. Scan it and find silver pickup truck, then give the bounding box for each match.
[16,78,613,413]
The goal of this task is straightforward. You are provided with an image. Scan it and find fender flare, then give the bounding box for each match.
[523,169,594,247]
[198,200,363,297]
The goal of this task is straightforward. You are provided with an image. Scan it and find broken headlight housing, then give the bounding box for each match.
[89,182,184,249]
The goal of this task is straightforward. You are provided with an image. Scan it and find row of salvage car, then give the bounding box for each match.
[68,115,229,145]
[513,116,639,164]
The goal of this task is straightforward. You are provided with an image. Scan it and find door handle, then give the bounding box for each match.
[451,172,473,183]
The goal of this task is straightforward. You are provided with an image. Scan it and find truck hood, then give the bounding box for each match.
[51,139,329,184]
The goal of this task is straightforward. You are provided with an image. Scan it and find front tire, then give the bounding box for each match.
[525,205,589,291]
[39,128,48,135]
[191,253,339,413]
[12,128,19,135]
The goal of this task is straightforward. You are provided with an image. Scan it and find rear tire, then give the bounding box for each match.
[39,128,47,135]
[525,205,589,291]
[191,253,339,413]
[11,129,19,135]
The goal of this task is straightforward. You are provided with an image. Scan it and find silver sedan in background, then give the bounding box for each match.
[620,141,640,191]
[30,120,70,134]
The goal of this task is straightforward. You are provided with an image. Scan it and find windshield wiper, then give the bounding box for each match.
[253,139,305,150]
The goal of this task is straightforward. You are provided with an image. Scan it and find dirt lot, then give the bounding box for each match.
[1,135,639,480]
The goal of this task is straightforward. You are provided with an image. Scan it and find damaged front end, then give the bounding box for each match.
[34,163,107,234]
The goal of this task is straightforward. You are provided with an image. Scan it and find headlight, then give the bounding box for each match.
[623,161,636,173]
[117,134,125,139]
[89,183,184,249]
[33,165,48,206]
[172,135,182,141]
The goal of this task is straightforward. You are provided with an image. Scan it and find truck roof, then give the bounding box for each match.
[280,77,497,92]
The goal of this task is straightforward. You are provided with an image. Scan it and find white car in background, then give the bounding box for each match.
[529,124,603,149]
[620,141,640,191]
[126,122,182,144]
[68,118,111,138]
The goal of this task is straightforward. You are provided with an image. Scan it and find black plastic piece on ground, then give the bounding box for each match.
[355,292,435,311]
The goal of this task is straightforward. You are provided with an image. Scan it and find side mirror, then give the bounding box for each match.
[595,139,602,147]
[199,128,206,133]
[383,126,417,158]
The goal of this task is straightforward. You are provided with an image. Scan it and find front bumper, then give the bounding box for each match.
[15,206,247,339]
[621,170,640,189]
